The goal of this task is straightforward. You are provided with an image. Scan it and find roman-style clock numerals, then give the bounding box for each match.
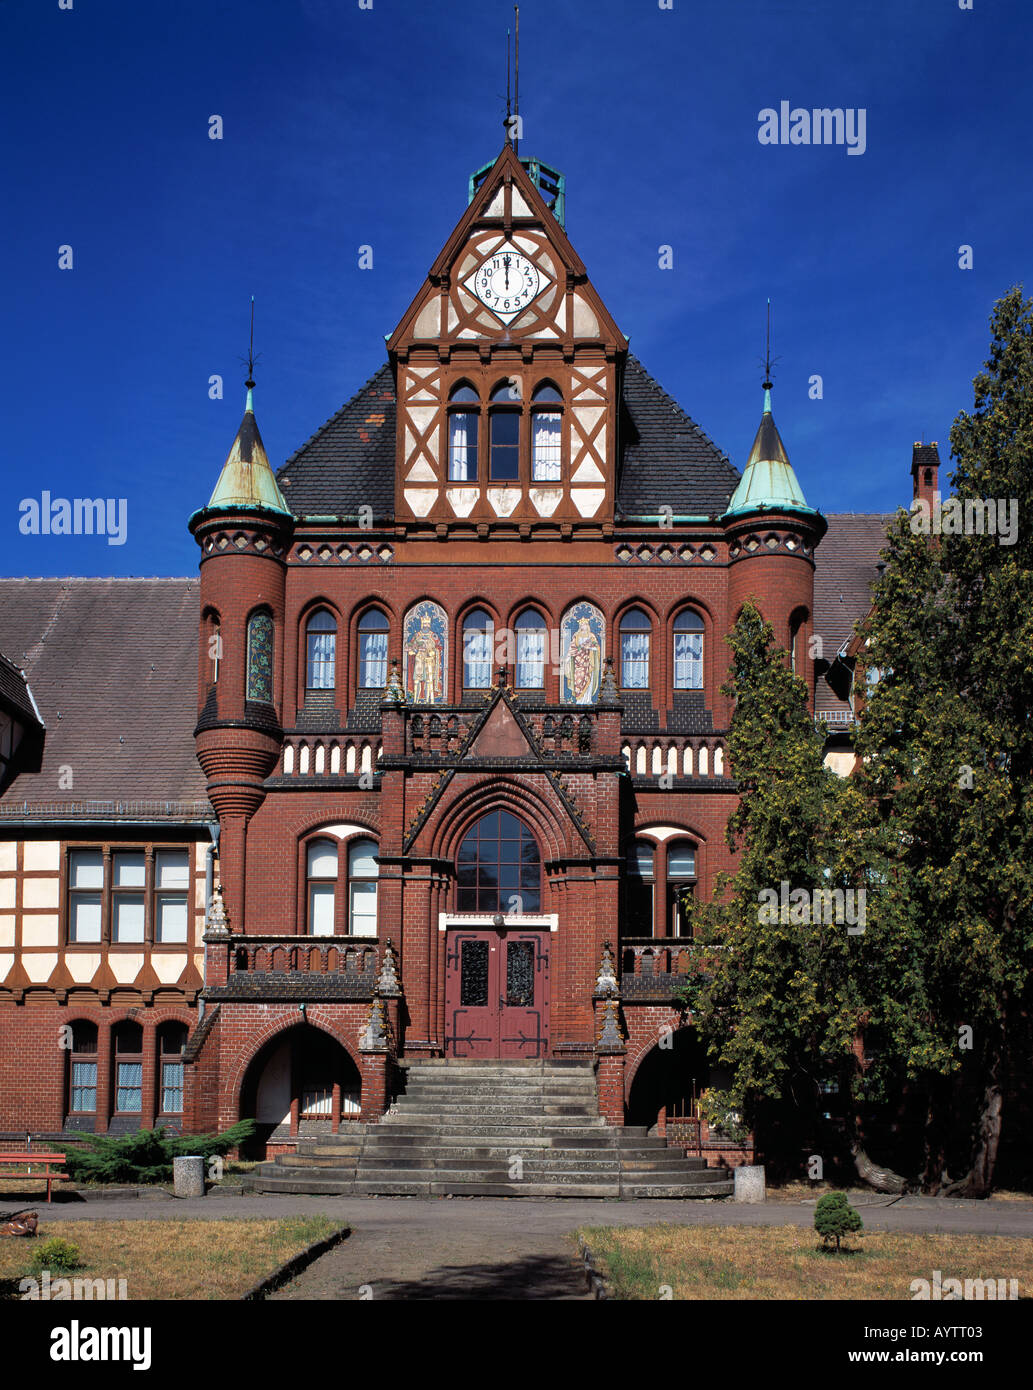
[463,242,551,325]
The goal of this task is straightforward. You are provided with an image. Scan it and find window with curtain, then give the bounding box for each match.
[673,610,704,690]
[620,608,651,689]
[111,850,145,943]
[531,383,562,481]
[448,383,480,481]
[489,380,521,481]
[306,838,338,936]
[306,609,337,690]
[667,840,697,937]
[357,608,389,688]
[113,1023,143,1113]
[514,610,546,688]
[69,1022,98,1114]
[463,609,494,688]
[68,849,103,943]
[456,810,541,914]
[158,1024,187,1114]
[625,840,655,936]
[246,609,274,702]
[347,838,379,937]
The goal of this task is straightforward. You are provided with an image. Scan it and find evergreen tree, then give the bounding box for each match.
[854,287,1033,1194]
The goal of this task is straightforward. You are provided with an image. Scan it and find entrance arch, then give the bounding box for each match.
[239,1025,361,1157]
[627,1027,711,1134]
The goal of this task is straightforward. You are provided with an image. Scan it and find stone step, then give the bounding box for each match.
[274,1154,361,1170]
[620,1181,735,1199]
[351,1179,620,1198]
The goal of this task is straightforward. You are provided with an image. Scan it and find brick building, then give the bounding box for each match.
[0,143,908,1166]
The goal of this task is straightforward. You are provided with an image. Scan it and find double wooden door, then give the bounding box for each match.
[444,927,549,1059]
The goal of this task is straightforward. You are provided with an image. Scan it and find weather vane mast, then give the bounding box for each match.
[504,7,520,150]
[242,296,259,391]
[762,298,778,390]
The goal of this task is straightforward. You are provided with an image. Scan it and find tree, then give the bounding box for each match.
[854,287,1033,1194]
[684,601,884,1173]
[814,1191,863,1251]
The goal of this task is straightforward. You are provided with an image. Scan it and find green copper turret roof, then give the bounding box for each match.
[204,385,290,516]
[723,384,816,519]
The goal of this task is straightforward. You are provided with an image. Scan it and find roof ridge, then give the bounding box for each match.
[626,354,734,469]
[279,361,394,476]
[0,576,198,583]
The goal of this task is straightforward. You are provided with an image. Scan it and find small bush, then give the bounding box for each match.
[63,1120,256,1186]
[814,1191,863,1251]
[30,1238,82,1273]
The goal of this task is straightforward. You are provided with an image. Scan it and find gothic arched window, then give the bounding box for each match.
[531,382,562,481]
[448,382,480,482]
[463,609,494,689]
[357,608,389,689]
[456,810,541,914]
[620,608,651,689]
[306,608,337,690]
[489,379,521,481]
[514,609,546,689]
[673,610,704,690]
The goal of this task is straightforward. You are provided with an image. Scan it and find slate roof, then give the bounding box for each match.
[0,579,212,820]
[275,355,742,521]
[812,514,896,718]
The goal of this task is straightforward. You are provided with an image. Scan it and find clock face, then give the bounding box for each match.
[464,242,550,325]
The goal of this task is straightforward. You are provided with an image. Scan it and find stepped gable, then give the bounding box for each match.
[0,578,210,814]
[274,356,740,522]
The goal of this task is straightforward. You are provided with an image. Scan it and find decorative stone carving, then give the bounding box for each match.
[359,994,390,1052]
[376,939,402,997]
[593,940,619,997]
[596,996,625,1052]
[205,882,230,937]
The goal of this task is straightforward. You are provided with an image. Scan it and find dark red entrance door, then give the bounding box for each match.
[444,928,549,1059]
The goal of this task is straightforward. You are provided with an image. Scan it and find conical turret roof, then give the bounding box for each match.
[723,385,815,518]
[204,385,290,516]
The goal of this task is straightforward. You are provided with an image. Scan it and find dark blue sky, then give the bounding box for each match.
[3,0,1030,576]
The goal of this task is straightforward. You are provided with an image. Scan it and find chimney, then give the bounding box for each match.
[911,442,940,509]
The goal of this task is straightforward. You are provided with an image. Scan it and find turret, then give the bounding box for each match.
[723,378,826,701]
[188,379,295,931]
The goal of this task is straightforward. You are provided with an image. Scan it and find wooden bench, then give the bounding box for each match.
[0,1153,69,1202]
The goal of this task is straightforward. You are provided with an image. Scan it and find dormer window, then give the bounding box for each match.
[531,383,562,482]
[448,383,480,482]
[489,380,521,481]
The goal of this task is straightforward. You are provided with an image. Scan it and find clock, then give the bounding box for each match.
[463,242,550,325]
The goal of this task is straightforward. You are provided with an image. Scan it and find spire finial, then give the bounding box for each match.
[513,6,520,155]
[760,298,779,414]
[241,297,259,410]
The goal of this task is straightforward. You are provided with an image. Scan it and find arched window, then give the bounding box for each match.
[68,1022,98,1117]
[357,608,389,689]
[113,1021,144,1116]
[463,609,494,689]
[306,609,337,690]
[789,610,807,676]
[673,610,704,690]
[204,610,221,685]
[531,383,562,481]
[306,838,338,937]
[489,380,521,481]
[246,609,274,703]
[448,382,480,482]
[625,840,655,936]
[456,810,541,914]
[620,608,651,689]
[157,1023,188,1117]
[514,610,546,689]
[347,838,379,937]
[667,840,697,938]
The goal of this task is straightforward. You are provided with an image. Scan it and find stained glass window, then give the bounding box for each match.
[247,609,274,703]
[456,810,540,914]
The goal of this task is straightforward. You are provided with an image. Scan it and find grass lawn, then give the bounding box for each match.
[0,1217,343,1300]
[577,1223,1033,1300]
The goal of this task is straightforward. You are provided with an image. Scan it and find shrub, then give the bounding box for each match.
[814,1191,863,1251]
[63,1120,256,1186]
[31,1238,82,1273]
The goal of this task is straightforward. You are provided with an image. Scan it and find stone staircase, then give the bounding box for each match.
[248,1059,733,1199]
